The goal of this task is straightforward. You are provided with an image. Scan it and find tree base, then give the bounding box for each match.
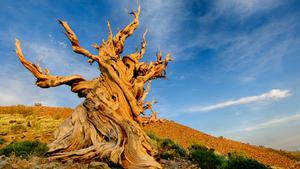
[47,104,162,169]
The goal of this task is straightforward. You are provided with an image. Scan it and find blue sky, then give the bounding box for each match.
[0,0,299,151]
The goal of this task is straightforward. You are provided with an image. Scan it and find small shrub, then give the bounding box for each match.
[189,144,224,169]
[170,142,187,157]
[7,105,34,116]
[0,128,9,136]
[159,138,186,159]
[147,132,161,142]
[0,140,49,159]
[160,152,173,159]
[146,133,187,159]
[189,144,210,152]
[0,136,4,144]
[34,103,42,106]
[223,153,270,169]
[11,124,27,134]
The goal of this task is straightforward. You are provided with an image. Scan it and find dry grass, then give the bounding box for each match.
[0,105,72,119]
[0,105,72,148]
[269,149,300,162]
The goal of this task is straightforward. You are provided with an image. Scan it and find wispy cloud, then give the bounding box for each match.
[0,37,98,107]
[113,0,189,59]
[214,0,284,18]
[186,89,291,112]
[227,113,300,133]
[48,34,67,48]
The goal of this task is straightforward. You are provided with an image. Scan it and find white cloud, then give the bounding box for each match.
[21,40,99,80]
[214,0,283,17]
[243,113,300,131]
[48,34,67,48]
[0,76,59,106]
[0,38,98,107]
[227,113,300,133]
[112,0,188,60]
[186,89,291,112]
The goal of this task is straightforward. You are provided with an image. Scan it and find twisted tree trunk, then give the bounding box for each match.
[15,7,172,169]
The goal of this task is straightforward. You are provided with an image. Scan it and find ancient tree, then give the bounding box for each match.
[15,7,172,169]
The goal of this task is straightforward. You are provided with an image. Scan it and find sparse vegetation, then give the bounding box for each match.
[0,107,66,145]
[147,131,161,142]
[189,144,224,169]
[0,136,4,144]
[147,132,186,159]
[188,144,270,169]
[147,133,271,168]
[223,153,270,169]
[0,105,34,117]
[0,128,9,136]
[0,105,72,119]
[34,103,42,106]
[160,138,187,158]
[269,149,300,162]
[11,124,27,134]
[0,140,48,159]
[288,151,300,161]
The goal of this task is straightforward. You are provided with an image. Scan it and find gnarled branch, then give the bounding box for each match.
[15,39,86,91]
[113,6,141,55]
[58,20,100,64]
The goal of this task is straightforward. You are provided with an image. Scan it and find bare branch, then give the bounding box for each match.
[141,53,174,81]
[15,39,86,89]
[139,30,147,59]
[125,29,147,62]
[16,39,46,80]
[113,6,141,55]
[58,20,99,63]
[140,80,151,103]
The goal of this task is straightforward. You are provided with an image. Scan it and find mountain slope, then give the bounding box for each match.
[143,120,299,169]
[0,106,299,168]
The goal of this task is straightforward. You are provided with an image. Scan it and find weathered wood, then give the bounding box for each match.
[15,7,171,169]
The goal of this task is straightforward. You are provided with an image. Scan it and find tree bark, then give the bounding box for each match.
[15,6,172,169]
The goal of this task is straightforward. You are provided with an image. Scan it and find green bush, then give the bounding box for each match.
[147,132,161,142]
[0,136,4,144]
[189,144,224,169]
[146,134,269,169]
[222,153,270,169]
[146,133,186,159]
[189,144,210,152]
[0,140,49,159]
[189,145,270,169]
[160,152,173,159]
[159,138,186,159]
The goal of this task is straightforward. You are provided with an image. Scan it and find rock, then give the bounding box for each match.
[27,121,32,127]
[161,157,200,169]
[66,159,74,165]
[20,134,26,139]
[9,120,16,123]
[78,163,89,169]
[89,161,111,169]
[28,156,43,168]
[0,155,9,168]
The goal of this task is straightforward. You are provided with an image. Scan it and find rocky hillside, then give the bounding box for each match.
[0,105,299,168]
[143,120,300,169]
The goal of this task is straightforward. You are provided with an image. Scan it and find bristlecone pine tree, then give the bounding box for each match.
[15,7,172,169]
